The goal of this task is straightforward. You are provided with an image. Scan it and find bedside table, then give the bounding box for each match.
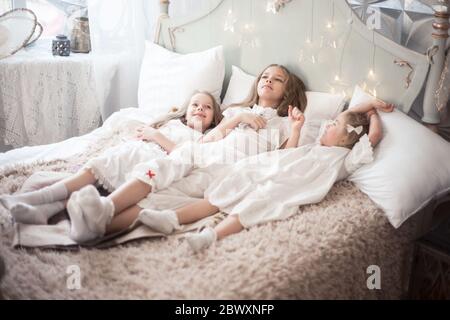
[0,41,118,148]
[408,205,450,299]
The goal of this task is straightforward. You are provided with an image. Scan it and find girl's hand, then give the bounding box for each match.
[372,99,395,113]
[238,113,267,130]
[135,126,158,141]
[288,105,305,131]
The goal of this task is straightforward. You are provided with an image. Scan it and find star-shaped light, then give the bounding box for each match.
[360,68,382,97]
[224,9,237,33]
[328,74,352,98]
[238,23,260,48]
[299,37,322,64]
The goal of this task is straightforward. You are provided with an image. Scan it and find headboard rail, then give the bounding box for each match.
[155,0,447,124]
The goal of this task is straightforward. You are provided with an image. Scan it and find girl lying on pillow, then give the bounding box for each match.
[138,99,394,252]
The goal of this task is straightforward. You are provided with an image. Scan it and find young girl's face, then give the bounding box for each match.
[257,66,288,106]
[320,113,348,147]
[185,93,215,132]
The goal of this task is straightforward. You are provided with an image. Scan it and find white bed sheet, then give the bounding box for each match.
[0,108,157,169]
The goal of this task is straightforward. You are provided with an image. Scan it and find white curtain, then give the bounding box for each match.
[88,0,154,119]
[87,0,211,120]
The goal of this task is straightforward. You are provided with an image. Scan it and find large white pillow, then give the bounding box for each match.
[348,85,450,228]
[138,42,225,116]
[221,65,256,109]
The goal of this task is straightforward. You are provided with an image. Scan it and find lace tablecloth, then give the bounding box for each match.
[0,43,118,148]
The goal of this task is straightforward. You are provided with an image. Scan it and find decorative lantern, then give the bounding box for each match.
[70,17,91,53]
[52,34,70,56]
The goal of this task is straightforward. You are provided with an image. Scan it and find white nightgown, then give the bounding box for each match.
[131,105,291,193]
[204,129,374,228]
[83,119,203,192]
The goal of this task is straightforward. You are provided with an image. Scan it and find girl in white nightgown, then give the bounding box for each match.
[0,91,222,240]
[138,99,394,252]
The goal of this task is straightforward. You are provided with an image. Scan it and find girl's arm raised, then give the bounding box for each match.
[349,99,395,115]
[282,106,305,149]
[367,111,383,147]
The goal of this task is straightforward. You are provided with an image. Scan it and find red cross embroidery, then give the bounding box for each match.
[147,170,156,179]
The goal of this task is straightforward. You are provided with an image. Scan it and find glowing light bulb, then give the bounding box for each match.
[368,69,375,78]
[334,75,340,81]
[326,22,333,29]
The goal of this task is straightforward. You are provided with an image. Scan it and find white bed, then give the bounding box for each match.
[1,0,450,299]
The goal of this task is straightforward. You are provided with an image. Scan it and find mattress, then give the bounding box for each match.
[0,108,419,298]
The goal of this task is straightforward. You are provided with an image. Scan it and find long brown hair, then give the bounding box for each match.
[227,64,308,116]
[152,91,223,131]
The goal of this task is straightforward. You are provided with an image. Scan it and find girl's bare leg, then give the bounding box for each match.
[214,215,244,240]
[105,205,141,235]
[62,169,97,194]
[176,199,219,224]
[107,178,152,215]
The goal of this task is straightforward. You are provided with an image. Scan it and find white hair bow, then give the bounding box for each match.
[346,124,363,135]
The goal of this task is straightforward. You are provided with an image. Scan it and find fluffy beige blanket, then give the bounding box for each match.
[0,128,418,299]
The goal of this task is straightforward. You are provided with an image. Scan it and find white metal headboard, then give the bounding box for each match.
[155,0,448,126]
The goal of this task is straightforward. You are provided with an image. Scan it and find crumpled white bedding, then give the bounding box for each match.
[0,108,157,168]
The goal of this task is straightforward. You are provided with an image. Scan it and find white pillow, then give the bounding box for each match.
[348,85,450,228]
[138,42,225,116]
[221,65,256,109]
[222,65,346,120]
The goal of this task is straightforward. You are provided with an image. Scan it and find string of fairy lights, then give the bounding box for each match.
[222,0,381,98]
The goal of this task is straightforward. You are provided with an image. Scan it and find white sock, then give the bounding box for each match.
[185,227,217,252]
[0,182,68,209]
[67,197,97,243]
[138,209,180,235]
[10,201,66,225]
[67,185,112,243]
[77,185,115,235]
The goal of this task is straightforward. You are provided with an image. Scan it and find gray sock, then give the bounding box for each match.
[0,182,68,209]
[10,201,66,225]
